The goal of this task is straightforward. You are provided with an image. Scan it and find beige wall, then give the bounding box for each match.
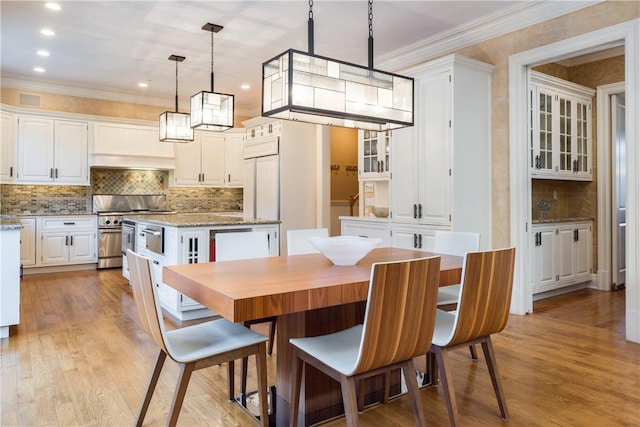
[444,1,640,248]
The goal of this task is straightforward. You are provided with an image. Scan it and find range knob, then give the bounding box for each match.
[105,219,111,225]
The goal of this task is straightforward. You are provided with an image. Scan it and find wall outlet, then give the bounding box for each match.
[553,190,557,200]
[364,183,374,192]
[365,197,375,206]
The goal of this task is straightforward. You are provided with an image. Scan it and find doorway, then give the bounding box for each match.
[508,20,640,343]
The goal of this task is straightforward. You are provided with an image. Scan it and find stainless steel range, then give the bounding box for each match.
[93,195,173,269]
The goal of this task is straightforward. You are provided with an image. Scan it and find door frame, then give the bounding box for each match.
[596,82,626,291]
[508,19,640,342]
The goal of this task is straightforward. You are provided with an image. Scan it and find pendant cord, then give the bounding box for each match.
[210,29,215,92]
[174,59,179,113]
[308,0,314,54]
[368,0,374,69]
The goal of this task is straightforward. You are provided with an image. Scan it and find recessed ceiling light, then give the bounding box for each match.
[240,84,250,90]
[40,28,55,37]
[34,67,46,73]
[138,82,148,88]
[45,3,61,11]
[37,50,50,57]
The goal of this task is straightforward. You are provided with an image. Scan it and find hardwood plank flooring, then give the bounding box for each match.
[2,270,639,426]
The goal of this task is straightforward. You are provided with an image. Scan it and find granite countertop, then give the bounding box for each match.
[124,212,280,227]
[0,216,23,230]
[532,217,593,224]
[338,215,390,222]
[17,211,96,217]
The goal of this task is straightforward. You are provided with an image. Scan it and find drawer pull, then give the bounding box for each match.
[63,222,76,225]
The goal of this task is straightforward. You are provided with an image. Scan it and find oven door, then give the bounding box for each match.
[98,228,123,269]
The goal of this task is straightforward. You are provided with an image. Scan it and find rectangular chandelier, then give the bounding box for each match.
[262,49,414,131]
[159,111,194,143]
[190,91,234,131]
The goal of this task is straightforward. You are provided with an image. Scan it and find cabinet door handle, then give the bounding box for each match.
[65,235,69,246]
[9,166,13,177]
[55,168,59,178]
[413,204,417,219]
[574,229,579,242]
[70,235,73,246]
[418,234,423,249]
[413,234,418,249]
[50,168,54,178]
[535,155,540,169]
[153,260,160,265]
[201,173,205,182]
[228,173,231,182]
[418,204,423,219]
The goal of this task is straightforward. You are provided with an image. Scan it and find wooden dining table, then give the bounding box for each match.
[163,247,463,426]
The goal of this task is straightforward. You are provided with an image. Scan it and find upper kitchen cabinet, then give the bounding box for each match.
[17,116,89,185]
[530,71,594,181]
[91,121,175,170]
[172,129,244,187]
[390,54,493,247]
[173,132,225,186]
[358,130,390,180]
[0,110,16,183]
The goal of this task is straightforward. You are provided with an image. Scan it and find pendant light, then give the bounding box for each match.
[160,55,194,143]
[191,23,235,131]
[261,0,414,131]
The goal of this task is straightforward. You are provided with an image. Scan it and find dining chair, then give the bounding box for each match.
[286,227,329,255]
[214,231,277,399]
[125,249,269,427]
[430,247,516,427]
[290,256,442,427]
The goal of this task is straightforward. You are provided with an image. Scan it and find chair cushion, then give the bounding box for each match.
[289,325,363,375]
[166,318,268,363]
[437,284,461,305]
[431,309,457,347]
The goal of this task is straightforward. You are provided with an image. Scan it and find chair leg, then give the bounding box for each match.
[481,336,509,421]
[382,371,391,404]
[469,344,478,361]
[268,319,276,356]
[227,360,235,402]
[433,346,459,427]
[290,350,303,427]
[339,375,360,427]
[356,378,365,413]
[136,349,167,427]
[403,359,426,426]
[255,343,270,427]
[240,356,249,396]
[167,362,195,427]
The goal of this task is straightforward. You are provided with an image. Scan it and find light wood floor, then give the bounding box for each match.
[2,269,639,426]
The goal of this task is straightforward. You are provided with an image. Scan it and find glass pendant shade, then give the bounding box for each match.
[159,111,194,143]
[190,90,234,131]
[262,49,414,131]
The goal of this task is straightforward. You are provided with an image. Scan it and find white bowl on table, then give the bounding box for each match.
[308,236,382,266]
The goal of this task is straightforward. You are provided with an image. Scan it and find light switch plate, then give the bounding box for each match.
[364,183,374,192]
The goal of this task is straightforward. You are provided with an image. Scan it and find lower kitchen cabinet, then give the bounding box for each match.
[532,220,592,294]
[340,217,390,246]
[389,225,439,252]
[19,217,36,266]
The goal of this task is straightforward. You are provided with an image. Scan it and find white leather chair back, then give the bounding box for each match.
[215,231,270,261]
[433,231,480,257]
[287,228,329,255]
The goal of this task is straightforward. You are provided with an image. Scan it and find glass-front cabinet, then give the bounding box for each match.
[358,130,390,180]
[530,71,594,181]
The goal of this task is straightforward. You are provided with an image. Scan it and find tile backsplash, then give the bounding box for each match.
[0,168,243,215]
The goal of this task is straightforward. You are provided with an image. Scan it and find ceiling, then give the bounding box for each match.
[2,1,525,117]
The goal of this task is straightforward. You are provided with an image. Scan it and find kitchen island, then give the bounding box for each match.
[124,212,280,321]
[0,216,23,339]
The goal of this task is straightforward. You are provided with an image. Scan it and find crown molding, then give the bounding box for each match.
[378,1,604,72]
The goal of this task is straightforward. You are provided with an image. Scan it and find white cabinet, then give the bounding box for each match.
[358,130,390,180]
[38,216,97,266]
[17,117,89,184]
[1,111,16,183]
[530,71,594,181]
[91,121,175,169]
[389,224,437,252]
[173,130,244,187]
[0,227,21,339]
[19,217,37,266]
[390,54,493,248]
[340,217,390,246]
[532,220,592,294]
[174,132,225,186]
